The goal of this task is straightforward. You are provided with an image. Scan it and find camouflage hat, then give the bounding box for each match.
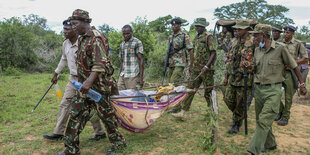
[249,24,271,36]
[232,19,251,30]
[69,9,92,23]
[171,18,182,25]
[272,25,283,32]
[193,18,209,27]
[283,25,296,32]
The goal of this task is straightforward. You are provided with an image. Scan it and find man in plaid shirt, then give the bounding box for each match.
[118,25,144,90]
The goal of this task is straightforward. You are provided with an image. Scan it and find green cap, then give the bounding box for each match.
[69,9,92,23]
[249,24,271,36]
[272,25,283,32]
[232,19,251,30]
[193,18,209,27]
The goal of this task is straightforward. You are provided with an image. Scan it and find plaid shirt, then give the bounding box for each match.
[119,37,143,78]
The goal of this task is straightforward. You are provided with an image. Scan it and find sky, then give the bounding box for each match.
[0,0,310,33]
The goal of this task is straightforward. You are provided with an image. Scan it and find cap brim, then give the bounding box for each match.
[249,31,260,34]
[272,28,283,32]
[193,23,206,27]
[232,25,250,29]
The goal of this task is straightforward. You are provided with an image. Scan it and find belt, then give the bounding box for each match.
[255,82,281,86]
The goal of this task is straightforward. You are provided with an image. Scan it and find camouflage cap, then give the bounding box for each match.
[272,25,283,32]
[193,18,209,27]
[171,18,182,25]
[283,25,296,32]
[249,24,271,36]
[69,9,92,23]
[232,19,251,30]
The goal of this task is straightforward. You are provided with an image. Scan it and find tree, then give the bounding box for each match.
[131,17,155,55]
[0,17,37,70]
[295,21,310,41]
[98,24,115,34]
[214,0,294,27]
[149,15,189,36]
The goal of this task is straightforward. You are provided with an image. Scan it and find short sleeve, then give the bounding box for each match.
[282,45,297,69]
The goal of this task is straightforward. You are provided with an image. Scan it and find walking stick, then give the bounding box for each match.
[32,82,55,112]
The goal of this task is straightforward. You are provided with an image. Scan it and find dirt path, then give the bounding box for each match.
[275,102,310,154]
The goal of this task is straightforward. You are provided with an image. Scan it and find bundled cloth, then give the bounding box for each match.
[111,85,190,133]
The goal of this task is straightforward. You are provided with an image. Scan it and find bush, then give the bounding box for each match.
[1,66,22,76]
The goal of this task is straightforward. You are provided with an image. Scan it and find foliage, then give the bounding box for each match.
[0,17,37,70]
[295,22,310,42]
[144,39,167,80]
[106,31,123,71]
[0,15,63,72]
[131,17,156,56]
[1,66,22,76]
[149,15,189,38]
[214,0,294,27]
[98,23,116,34]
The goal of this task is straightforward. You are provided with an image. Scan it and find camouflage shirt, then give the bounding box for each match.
[226,35,255,87]
[218,31,232,49]
[76,26,115,94]
[193,31,216,70]
[168,31,193,67]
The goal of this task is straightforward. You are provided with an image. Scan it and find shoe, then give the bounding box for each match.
[261,145,277,152]
[43,133,63,140]
[277,119,288,126]
[54,152,66,155]
[274,112,282,121]
[167,108,179,114]
[89,134,107,141]
[106,144,126,155]
[171,110,187,120]
[227,122,241,134]
[106,147,116,155]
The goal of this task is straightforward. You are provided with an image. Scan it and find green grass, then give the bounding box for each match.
[0,73,309,154]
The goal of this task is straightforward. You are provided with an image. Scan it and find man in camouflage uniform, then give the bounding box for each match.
[55,9,125,155]
[172,18,216,120]
[165,18,193,113]
[223,19,255,134]
[43,19,106,142]
[247,24,307,155]
[166,18,193,84]
[218,26,232,53]
[276,25,308,126]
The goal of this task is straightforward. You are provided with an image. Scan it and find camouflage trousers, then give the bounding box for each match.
[181,69,214,111]
[224,84,252,123]
[167,66,185,86]
[64,94,125,154]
